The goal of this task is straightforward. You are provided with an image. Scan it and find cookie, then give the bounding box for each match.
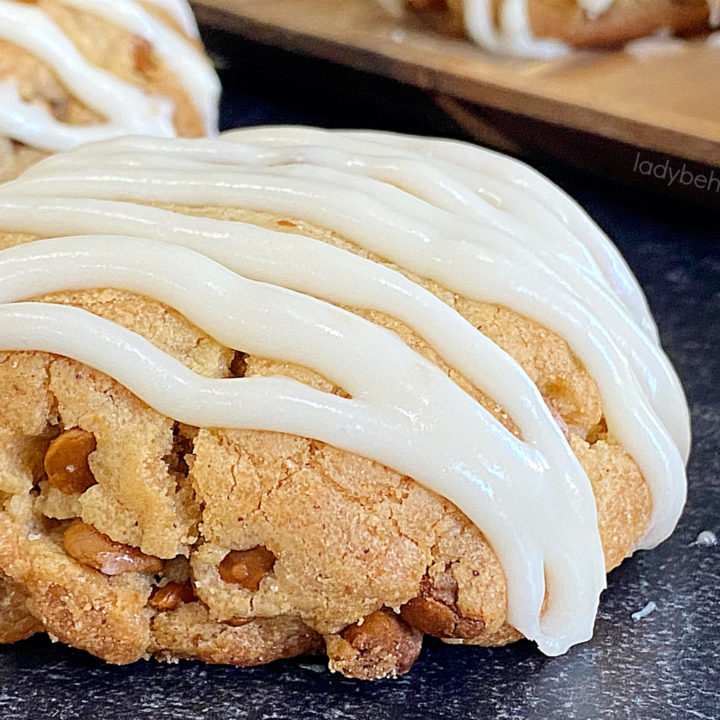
[0,128,688,678]
[0,0,219,183]
[0,572,42,644]
[402,0,713,56]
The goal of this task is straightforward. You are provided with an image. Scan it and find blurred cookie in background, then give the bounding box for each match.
[0,0,220,182]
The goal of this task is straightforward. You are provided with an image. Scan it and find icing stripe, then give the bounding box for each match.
[0,0,218,150]
[139,0,200,36]
[463,0,569,58]
[23,136,618,292]
[0,80,167,152]
[19,129,658,345]
[0,201,588,479]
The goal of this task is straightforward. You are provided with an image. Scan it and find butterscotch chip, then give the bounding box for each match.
[401,573,485,639]
[408,0,448,9]
[332,609,423,679]
[63,520,164,576]
[223,616,254,628]
[149,581,196,611]
[229,351,248,378]
[132,36,156,77]
[218,547,275,591]
[401,596,485,638]
[44,428,97,495]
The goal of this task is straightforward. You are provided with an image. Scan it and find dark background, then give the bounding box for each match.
[0,29,718,720]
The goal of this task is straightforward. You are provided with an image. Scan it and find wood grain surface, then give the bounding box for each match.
[192,0,720,167]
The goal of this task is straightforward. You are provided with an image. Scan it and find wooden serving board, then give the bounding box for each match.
[192,0,720,168]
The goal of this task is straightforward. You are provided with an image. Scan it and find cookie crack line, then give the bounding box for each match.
[0,128,690,660]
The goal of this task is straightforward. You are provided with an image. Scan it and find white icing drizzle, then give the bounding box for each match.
[709,0,720,27]
[0,238,605,656]
[625,31,688,60]
[463,0,569,59]
[577,0,615,20]
[379,0,715,58]
[0,129,689,656]
[0,0,218,151]
[138,0,201,37]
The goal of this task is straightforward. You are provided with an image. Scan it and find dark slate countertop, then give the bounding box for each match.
[1,31,718,720]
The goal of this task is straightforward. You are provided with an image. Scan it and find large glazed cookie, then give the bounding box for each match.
[0,128,688,678]
[0,0,219,182]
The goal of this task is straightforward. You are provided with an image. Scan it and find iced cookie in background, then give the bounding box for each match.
[385,0,717,57]
[0,127,688,679]
[0,0,220,182]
